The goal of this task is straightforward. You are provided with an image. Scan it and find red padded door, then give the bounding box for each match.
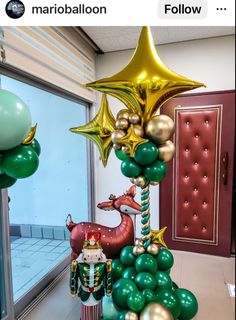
[160,91,235,257]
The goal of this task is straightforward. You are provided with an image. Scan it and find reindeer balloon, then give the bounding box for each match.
[66,185,140,260]
[69,27,203,320]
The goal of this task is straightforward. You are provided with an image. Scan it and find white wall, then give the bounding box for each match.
[93,35,235,236]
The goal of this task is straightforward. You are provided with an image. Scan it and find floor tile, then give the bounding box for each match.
[13,238,29,244]
[23,238,41,245]
[36,239,53,245]
[59,241,70,248]
[28,245,44,251]
[38,246,54,253]
[47,240,64,246]
[15,244,32,251]
[51,246,68,254]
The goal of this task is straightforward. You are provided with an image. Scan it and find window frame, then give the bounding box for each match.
[0,65,95,318]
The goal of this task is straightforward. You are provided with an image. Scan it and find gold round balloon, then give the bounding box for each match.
[140,303,174,320]
[117,109,130,120]
[129,113,140,125]
[133,245,145,256]
[125,311,139,320]
[133,124,144,137]
[122,145,130,155]
[150,181,159,186]
[111,130,126,144]
[135,238,144,246]
[113,143,122,150]
[147,243,160,256]
[145,115,174,144]
[116,118,129,130]
[158,140,175,162]
[133,176,147,187]
[130,178,135,184]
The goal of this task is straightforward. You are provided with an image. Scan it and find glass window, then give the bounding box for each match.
[0,75,90,302]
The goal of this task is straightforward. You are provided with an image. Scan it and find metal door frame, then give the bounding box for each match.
[0,189,15,320]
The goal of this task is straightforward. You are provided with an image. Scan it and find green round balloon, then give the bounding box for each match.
[0,89,32,151]
[102,295,120,319]
[135,272,156,291]
[164,268,171,275]
[171,282,179,292]
[0,174,17,189]
[117,311,128,320]
[134,141,158,166]
[120,246,136,267]
[115,149,129,161]
[2,145,39,179]
[122,267,137,281]
[156,288,181,319]
[155,271,172,290]
[112,259,125,283]
[176,289,198,320]
[112,279,138,309]
[127,292,145,313]
[144,160,167,182]
[157,248,174,271]
[135,253,158,275]
[121,158,142,178]
[30,139,41,156]
[142,289,156,304]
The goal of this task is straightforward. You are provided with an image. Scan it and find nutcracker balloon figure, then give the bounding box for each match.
[70,232,112,320]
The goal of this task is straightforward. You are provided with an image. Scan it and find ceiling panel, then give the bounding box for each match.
[82,26,235,53]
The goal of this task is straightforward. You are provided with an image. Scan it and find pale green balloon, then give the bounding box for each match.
[0,89,32,151]
[102,295,120,319]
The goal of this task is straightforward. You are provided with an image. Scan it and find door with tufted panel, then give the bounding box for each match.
[160,91,235,257]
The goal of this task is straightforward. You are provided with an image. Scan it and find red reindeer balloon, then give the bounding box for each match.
[66,185,141,259]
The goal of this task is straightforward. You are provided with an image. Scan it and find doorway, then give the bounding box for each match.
[160,91,235,257]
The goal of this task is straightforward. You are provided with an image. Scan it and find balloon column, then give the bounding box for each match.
[0,89,41,189]
[108,245,198,320]
[70,26,205,319]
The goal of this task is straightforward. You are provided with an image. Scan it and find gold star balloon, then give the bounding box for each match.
[87,27,205,123]
[70,94,115,166]
[117,125,148,157]
[151,226,168,248]
[22,124,37,145]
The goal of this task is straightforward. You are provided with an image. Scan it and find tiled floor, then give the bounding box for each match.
[22,250,235,320]
[11,237,71,301]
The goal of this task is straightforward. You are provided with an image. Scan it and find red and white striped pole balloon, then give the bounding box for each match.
[80,301,102,320]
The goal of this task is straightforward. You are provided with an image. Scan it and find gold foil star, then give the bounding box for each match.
[70,94,115,166]
[151,226,168,248]
[117,125,148,157]
[22,124,37,145]
[87,27,205,123]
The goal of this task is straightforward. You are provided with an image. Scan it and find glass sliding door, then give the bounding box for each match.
[0,74,91,316]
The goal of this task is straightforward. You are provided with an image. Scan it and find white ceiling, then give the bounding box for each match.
[82,26,235,53]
